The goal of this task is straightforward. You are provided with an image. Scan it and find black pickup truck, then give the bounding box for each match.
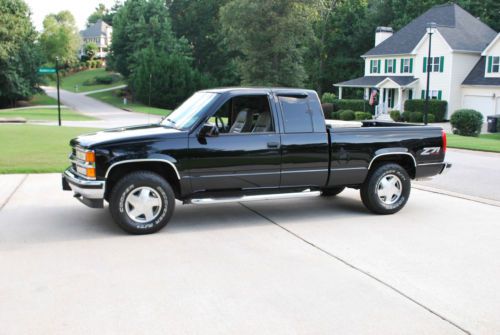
[62,87,450,234]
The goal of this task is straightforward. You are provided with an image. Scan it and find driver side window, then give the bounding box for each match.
[208,95,275,134]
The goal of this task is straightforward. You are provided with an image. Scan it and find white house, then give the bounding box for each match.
[79,19,113,59]
[335,3,499,120]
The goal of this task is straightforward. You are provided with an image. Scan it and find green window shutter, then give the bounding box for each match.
[410,58,413,73]
[421,90,425,99]
[438,90,442,100]
[409,89,413,100]
[378,60,381,73]
[385,59,388,73]
[393,59,396,73]
[440,56,444,72]
[369,60,372,73]
[488,56,493,73]
[423,57,427,73]
[400,59,404,73]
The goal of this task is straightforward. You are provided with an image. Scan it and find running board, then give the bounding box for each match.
[187,189,321,205]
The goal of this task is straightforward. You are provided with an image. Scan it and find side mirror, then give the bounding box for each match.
[198,123,219,141]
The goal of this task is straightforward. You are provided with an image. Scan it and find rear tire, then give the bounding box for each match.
[360,163,410,214]
[109,171,175,234]
[321,187,345,197]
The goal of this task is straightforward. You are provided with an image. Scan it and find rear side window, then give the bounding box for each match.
[279,96,313,133]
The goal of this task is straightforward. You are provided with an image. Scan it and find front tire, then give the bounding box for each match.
[360,163,410,214]
[109,171,175,234]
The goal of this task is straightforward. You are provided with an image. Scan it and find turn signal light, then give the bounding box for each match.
[86,167,96,178]
[442,129,447,153]
[86,151,96,163]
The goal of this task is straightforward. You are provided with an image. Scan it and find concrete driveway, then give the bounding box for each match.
[1,174,499,334]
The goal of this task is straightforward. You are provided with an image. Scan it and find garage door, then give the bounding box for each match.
[463,95,494,120]
[497,98,500,115]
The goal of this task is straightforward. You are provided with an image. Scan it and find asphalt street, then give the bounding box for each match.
[1,174,499,335]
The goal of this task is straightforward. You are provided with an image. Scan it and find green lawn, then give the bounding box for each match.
[0,124,99,173]
[49,68,125,92]
[447,133,500,153]
[29,93,58,106]
[88,89,171,116]
[0,107,96,121]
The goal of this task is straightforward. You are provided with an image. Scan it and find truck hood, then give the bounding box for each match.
[70,124,187,148]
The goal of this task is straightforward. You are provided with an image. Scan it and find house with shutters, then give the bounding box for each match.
[334,3,500,120]
[79,19,113,60]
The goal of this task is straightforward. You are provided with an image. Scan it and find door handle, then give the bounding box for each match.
[267,141,280,149]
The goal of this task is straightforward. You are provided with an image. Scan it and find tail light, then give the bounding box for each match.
[442,129,447,153]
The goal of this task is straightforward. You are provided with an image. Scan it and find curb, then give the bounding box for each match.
[413,184,500,207]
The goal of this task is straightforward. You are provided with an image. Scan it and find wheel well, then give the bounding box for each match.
[369,154,416,178]
[104,162,180,200]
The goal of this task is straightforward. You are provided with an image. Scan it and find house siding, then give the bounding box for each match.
[484,39,500,78]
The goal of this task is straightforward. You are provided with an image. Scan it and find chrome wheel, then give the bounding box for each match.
[376,174,402,205]
[125,186,163,223]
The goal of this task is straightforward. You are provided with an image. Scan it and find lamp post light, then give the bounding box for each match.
[424,22,436,125]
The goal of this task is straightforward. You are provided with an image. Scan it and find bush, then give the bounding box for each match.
[354,111,372,120]
[404,99,448,121]
[339,110,355,121]
[321,92,336,103]
[95,73,121,84]
[331,111,340,120]
[427,114,435,123]
[450,109,483,136]
[409,112,423,123]
[402,110,411,122]
[390,110,401,122]
[321,103,333,118]
[332,99,368,112]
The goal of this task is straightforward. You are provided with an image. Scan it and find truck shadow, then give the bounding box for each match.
[0,194,370,244]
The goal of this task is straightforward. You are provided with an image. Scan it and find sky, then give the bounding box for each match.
[24,0,119,31]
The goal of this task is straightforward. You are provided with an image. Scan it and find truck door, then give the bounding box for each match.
[277,93,330,188]
[188,94,281,192]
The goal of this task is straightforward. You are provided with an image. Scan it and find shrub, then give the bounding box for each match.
[409,112,423,123]
[331,111,340,120]
[354,111,372,120]
[402,110,411,122]
[321,103,333,118]
[450,109,483,136]
[94,75,114,84]
[339,110,355,121]
[332,99,368,112]
[321,92,336,103]
[427,114,435,123]
[404,99,448,121]
[390,110,401,122]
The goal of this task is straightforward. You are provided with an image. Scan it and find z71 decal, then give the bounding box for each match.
[421,147,441,155]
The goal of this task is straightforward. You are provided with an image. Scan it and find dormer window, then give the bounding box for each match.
[488,56,500,73]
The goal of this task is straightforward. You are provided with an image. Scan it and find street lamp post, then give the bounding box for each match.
[55,56,62,126]
[424,22,436,125]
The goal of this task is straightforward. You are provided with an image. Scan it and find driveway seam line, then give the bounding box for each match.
[413,184,500,208]
[239,202,471,335]
[0,174,28,211]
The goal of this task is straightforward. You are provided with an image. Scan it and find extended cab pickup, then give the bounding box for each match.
[62,88,450,234]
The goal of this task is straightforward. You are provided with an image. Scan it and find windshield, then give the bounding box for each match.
[161,92,219,130]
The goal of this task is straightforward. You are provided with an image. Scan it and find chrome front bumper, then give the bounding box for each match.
[62,168,105,208]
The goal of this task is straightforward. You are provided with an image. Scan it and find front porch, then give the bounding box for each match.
[334,76,418,118]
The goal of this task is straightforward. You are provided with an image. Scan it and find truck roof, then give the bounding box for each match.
[200,87,317,96]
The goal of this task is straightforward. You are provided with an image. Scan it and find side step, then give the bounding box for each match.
[187,189,321,205]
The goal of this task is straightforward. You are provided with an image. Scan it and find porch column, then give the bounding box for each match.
[338,86,343,100]
[378,88,384,114]
[398,87,403,111]
[364,87,369,100]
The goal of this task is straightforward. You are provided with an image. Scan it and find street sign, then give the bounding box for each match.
[38,67,56,74]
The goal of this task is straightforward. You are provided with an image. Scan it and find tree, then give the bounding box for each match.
[220,0,316,87]
[39,11,81,66]
[130,45,212,109]
[109,0,188,77]
[86,2,120,26]
[0,0,41,107]
[167,0,238,85]
[84,42,98,60]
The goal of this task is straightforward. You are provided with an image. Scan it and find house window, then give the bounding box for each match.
[424,56,444,73]
[370,59,380,73]
[493,56,500,73]
[421,90,442,100]
[401,58,413,73]
[429,57,440,72]
[385,59,396,73]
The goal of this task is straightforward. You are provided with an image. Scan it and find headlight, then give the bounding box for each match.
[72,147,96,179]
